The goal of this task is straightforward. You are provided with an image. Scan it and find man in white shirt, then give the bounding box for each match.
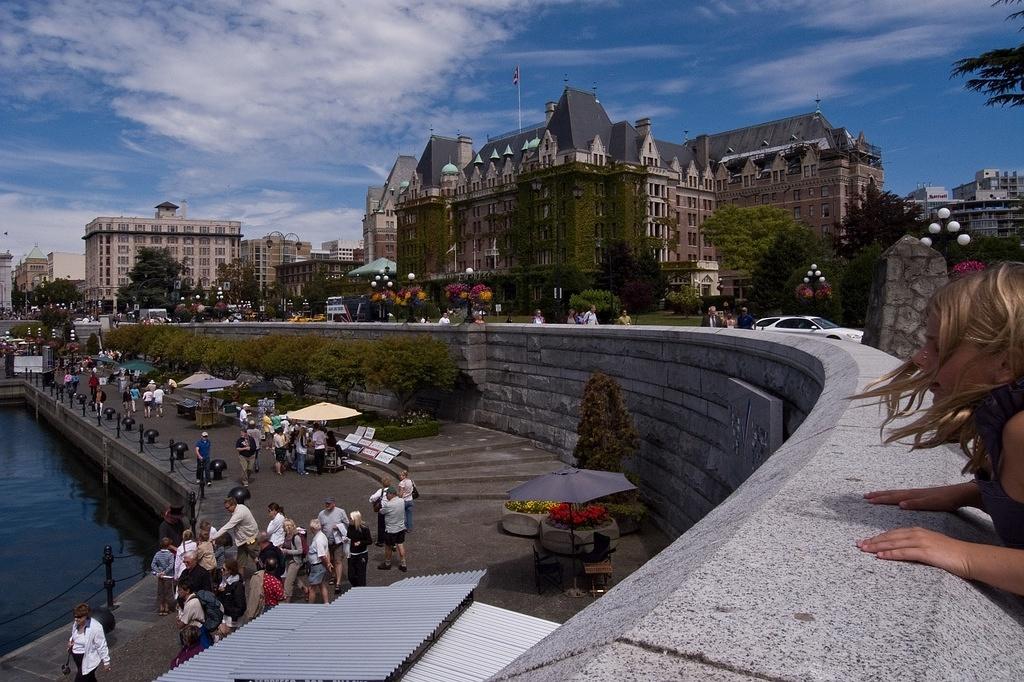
[211,498,259,577]
[238,403,250,428]
[152,386,165,417]
[582,305,600,325]
[438,312,451,325]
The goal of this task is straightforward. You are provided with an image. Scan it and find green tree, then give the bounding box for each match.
[11,284,26,311]
[259,335,327,396]
[836,184,922,259]
[573,372,639,472]
[203,338,245,378]
[946,233,1024,265]
[665,287,700,314]
[952,1,1024,107]
[840,243,883,327]
[310,340,369,403]
[568,289,621,323]
[363,336,458,413]
[301,265,349,314]
[596,239,666,312]
[215,261,262,305]
[119,247,183,309]
[702,205,801,273]
[749,225,819,313]
[32,278,83,306]
[85,332,100,355]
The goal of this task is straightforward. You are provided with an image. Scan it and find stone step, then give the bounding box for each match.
[397,437,536,458]
[414,460,562,485]
[407,450,558,472]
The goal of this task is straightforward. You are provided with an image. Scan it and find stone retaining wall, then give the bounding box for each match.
[177,322,1024,678]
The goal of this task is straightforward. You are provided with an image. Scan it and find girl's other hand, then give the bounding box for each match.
[857,527,971,580]
[864,482,979,511]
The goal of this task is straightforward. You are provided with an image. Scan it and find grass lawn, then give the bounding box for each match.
[488,312,701,326]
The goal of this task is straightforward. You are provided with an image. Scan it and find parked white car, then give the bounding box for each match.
[754,315,863,342]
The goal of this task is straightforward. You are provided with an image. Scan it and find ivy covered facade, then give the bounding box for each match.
[376,86,882,307]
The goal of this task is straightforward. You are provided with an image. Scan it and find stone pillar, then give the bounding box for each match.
[862,236,947,360]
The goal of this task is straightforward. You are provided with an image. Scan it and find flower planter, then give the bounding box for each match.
[539,518,619,556]
[501,508,547,537]
[613,515,640,535]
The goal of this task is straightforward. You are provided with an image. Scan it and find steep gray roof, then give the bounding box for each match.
[385,155,418,193]
[546,87,614,152]
[417,136,462,185]
[705,112,836,160]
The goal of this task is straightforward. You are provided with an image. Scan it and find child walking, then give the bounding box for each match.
[857,262,1024,595]
[150,537,176,615]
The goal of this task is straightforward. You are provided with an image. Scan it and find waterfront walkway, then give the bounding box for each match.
[1,380,668,681]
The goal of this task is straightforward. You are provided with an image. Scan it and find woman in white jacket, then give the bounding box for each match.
[67,603,110,680]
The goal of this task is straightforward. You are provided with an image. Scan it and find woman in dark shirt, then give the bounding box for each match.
[346,511,373,587]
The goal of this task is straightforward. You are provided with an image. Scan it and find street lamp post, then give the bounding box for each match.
[803,263,827,293]
[264,232,303,264]
[406,273,417,323]
[920,207,970,258]
[463,268,475,323]
[370,266,393,322]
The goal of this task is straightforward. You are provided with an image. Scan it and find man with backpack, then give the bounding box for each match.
[176,581,222,650]
[235,428,257,487]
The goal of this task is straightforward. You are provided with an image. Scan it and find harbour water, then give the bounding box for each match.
[0,407,155,657]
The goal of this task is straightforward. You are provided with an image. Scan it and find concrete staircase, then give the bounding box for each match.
[394,423,565,500]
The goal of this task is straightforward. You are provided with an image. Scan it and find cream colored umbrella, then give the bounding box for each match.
[286,402,362,422]
[178,371,214,387]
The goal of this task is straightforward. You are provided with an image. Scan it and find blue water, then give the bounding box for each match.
[0,407,155,656]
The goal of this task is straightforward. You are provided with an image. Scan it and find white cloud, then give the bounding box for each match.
[0,192,101,261]
[508,45,688,66]
[733,24,983,110]
[199,192,365,246]
[1,0,568,160]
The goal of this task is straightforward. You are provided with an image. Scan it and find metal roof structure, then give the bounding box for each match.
[157,572,486,682]
[402,602,559,682]
[392,569,487,588]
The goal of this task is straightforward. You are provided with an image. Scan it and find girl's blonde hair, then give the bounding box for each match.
[349,510,363,527]
[860,262,1024,473]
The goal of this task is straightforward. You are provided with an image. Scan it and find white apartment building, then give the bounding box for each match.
[84,201,242,310]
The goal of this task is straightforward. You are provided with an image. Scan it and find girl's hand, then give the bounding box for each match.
[863,482,979,512]
[857,527,971,579]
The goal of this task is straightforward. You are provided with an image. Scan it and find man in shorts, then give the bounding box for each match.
[318,497,349,592]
[302,519,332,604]
[377,487,408,572]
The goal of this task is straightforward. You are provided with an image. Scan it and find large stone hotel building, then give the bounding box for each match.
[84,201,242,310]
[366,87,882,302]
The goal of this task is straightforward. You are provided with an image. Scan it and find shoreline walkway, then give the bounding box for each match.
[0,383,668,681]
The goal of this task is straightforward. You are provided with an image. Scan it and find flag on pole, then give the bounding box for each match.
[446,244,457,254]
[512,65,520,85]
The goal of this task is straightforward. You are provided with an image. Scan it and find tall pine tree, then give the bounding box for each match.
[836,184,922,259]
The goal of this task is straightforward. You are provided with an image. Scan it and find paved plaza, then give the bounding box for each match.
[2,383,668,681]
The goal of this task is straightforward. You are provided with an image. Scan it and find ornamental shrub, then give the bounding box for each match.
[568,289,620,324]
[574,372,639,472]
[545,502,610,530]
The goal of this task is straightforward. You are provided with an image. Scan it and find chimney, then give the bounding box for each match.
[545,101,556,124]
[456,135,473,168]
[694,134,710,165]
[635,118,651,139]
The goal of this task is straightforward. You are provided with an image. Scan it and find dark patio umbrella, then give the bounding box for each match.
[187,377,236,391]
[507,467,636,503]
[508,467,636,596]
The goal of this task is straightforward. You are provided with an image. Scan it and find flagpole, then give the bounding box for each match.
[516,66,522,131]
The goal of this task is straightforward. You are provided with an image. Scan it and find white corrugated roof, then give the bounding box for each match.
[402,602,559,682]
[156,572,489,682]
[392,569,487,587]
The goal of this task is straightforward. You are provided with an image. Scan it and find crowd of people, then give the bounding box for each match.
[152,467,416,671]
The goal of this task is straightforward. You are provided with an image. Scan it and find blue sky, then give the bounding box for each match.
[1,0,1022,263]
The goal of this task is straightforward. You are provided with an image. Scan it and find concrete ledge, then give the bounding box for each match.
[494,340,1024,680]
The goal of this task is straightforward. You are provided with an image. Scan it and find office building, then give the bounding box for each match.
[953,168,1022,201]
[240,233,311,292]
[13,246,49,291]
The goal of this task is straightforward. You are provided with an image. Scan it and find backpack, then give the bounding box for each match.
[195,589,224,632]
[219,579,246,619]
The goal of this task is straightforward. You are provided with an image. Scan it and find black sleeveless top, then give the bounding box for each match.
[973,377,1024,549]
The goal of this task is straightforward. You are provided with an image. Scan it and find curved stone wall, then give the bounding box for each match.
[185,322,1024,678]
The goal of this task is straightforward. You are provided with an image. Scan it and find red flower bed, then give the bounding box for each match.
[546,502,610,530]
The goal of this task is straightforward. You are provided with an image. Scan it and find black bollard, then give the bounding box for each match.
[138,425,144,453]
[188,491,197,537]
[103,545,115,609]
[169,439,176,472]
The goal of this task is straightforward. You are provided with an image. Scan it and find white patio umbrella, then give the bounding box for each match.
[286,402,362,422]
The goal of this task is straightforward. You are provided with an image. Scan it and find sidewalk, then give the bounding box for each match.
[5,381,670,681]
